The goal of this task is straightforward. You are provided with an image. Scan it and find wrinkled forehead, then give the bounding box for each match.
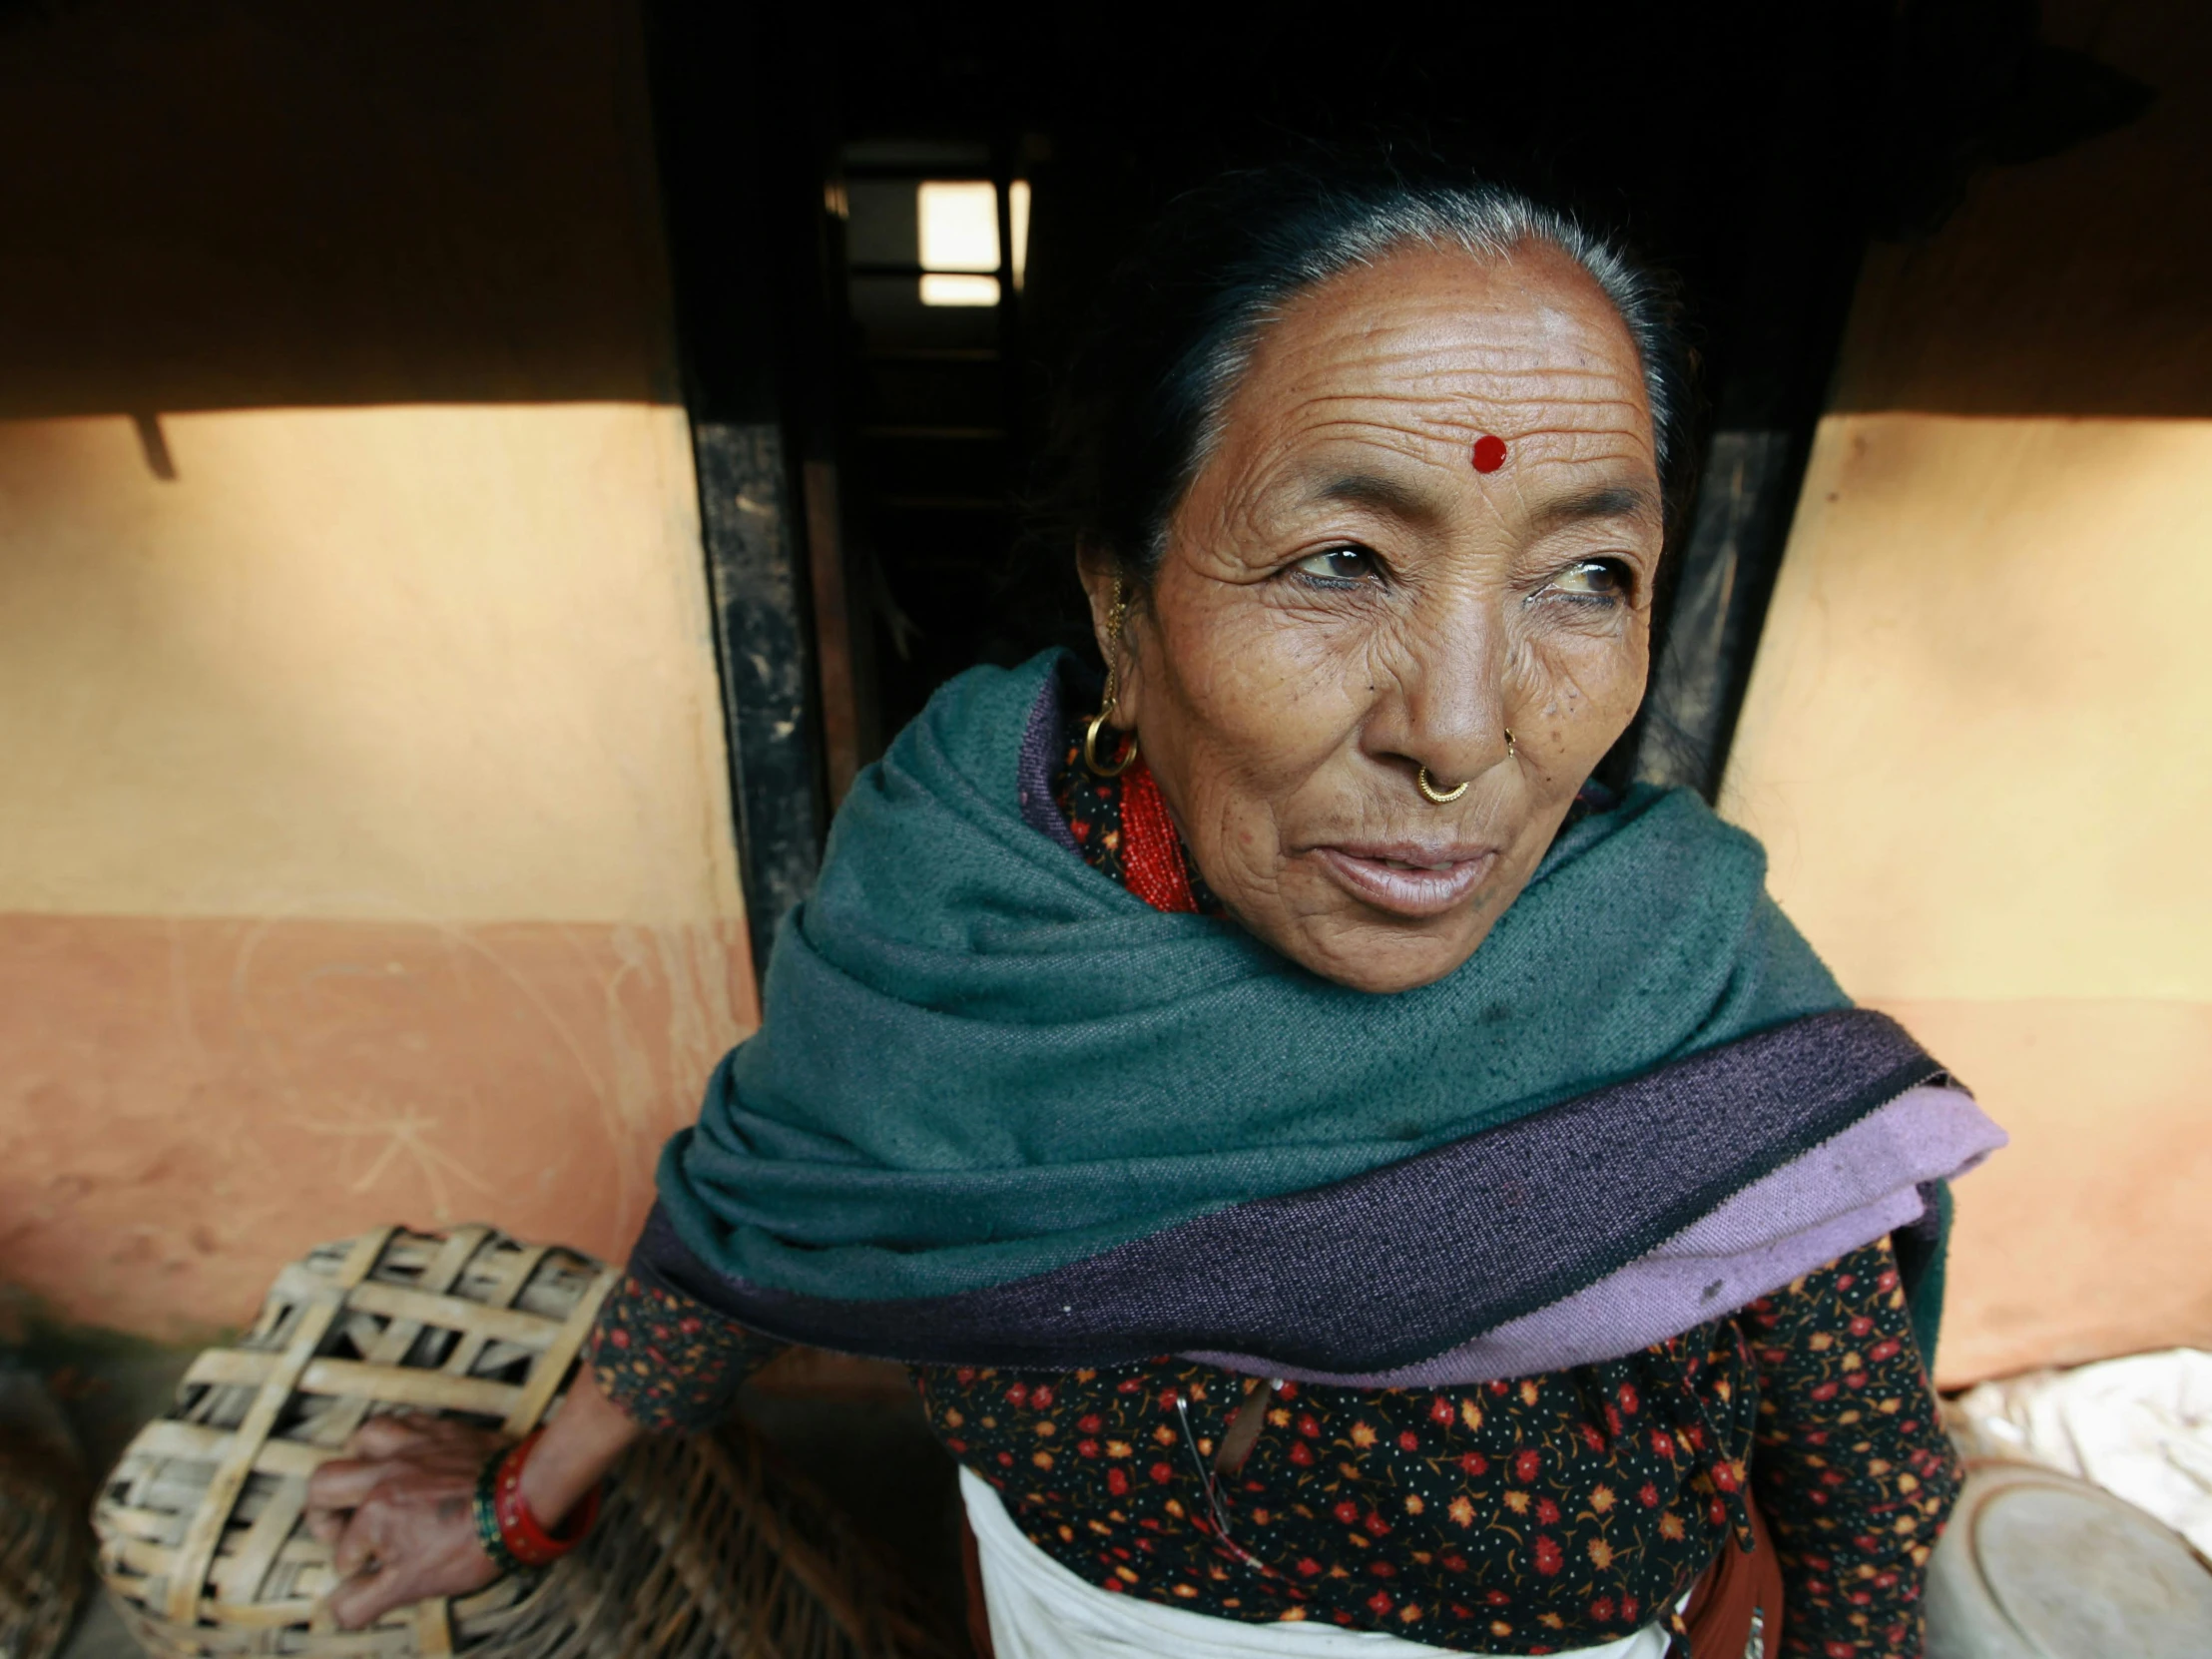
[1217,242,1657,470]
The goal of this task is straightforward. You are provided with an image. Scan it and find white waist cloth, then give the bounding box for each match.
[961,1467,1670,1659]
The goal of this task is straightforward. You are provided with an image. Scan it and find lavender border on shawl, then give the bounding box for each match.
[635,1007,1947,1372]
[1015,656,1080,852]
[1187,1083,2004,1385]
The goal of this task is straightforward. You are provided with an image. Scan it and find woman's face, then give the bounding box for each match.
[1084,244,1663,994]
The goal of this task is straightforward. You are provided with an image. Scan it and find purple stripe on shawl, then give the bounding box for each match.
[1016,659,1079,852]
[1185,1083,2004,1384]
[634,1008,1951,1372]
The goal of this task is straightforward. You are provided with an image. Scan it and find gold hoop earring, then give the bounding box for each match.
[1505,728,1517,760]
[1415,767,1468,805]
[1085,579,1138,778]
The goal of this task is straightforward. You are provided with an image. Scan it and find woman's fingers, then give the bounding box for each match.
[330,1502,389,1580]
[304,1456,387,1516]
[346,1412,433,1459]
[325,1560,424,1632]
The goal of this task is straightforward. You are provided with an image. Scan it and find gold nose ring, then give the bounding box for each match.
[1414,731,1515,805]
[1415,767,1468,805]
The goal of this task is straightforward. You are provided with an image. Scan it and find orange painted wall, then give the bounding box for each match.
[1721,1,2212,1383]
[0,0,758,1340]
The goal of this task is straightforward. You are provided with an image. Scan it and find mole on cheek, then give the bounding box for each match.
[1470,434,1508,473]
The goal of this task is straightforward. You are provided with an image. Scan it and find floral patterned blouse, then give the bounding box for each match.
[587,719,1963,1658]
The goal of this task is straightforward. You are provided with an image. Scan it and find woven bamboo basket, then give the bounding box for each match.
[1,1366,86,1659]
[94,1225,616,1656]
[94,1225,964,1659]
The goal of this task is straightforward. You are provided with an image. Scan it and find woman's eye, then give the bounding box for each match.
[1539,558,1633,603]
[1292,546,1382,585]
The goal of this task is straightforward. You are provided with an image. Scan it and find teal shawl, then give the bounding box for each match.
[658,650,1854,1311]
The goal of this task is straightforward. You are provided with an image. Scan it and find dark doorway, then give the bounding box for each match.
[643,1,2110,961]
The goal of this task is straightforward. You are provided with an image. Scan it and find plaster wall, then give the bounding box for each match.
[0,0,758,1340]
[1721,0,2212,1383]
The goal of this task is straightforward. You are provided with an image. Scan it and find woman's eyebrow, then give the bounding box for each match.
[1309,470,1444,524]
[1528,483,1663,534]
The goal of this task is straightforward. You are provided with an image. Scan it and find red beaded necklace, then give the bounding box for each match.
[1116,760,1199,914]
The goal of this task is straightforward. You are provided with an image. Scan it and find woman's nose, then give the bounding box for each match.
[1371,591,1515,789]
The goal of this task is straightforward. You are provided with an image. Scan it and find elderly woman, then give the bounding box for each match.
[306,165,2002,1659]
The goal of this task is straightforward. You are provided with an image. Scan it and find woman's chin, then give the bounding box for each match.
[1261,903,1502,995]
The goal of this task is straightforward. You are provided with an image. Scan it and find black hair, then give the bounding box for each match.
[1031,157,1692,590]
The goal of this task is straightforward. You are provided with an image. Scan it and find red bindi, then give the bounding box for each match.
[1471,434,1508,473]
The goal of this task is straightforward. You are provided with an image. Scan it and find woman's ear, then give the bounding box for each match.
[1073,544,1146,732]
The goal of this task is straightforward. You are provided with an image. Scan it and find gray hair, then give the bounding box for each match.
[1045,163,1691,582]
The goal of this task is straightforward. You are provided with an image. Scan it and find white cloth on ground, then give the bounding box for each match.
[1946,1347,2212,1559]
[960,1466,1670,1659]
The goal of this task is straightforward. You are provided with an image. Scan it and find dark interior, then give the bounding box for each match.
[640,0,2150,955]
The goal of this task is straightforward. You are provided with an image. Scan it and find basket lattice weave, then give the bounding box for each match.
[94,1225,964,1659]
[95,1225,615,1656]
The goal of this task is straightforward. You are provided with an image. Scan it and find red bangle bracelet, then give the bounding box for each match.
[489,1427,602,1567]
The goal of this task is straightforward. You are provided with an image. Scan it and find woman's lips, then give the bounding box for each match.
[1310,842,1499,919]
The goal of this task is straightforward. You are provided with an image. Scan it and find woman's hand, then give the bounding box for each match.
[302,1369,643,1630]
[303,1414,502,1629]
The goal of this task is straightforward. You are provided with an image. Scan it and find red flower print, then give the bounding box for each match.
[1149,1462,1173,1484]
[1297,1557,1322,1577]
[1368,1591,1393,1616]
[1441,1553,1468,1572]
[1619,1594,1638,1622]
[1364,1510,1391,1537]
[1579,1424,1606,1452]
[1849,1315,1874,1338]
[678,1317,703,1336]
[1078,1413,1103,1432]
[1031,1385,1055,1407]
[1289,1441,1314,1466]
[1535,1497,1560,1525]
[1590,1598,1615,1622]
[1277,1382,1299,1398]
[1512,1449,1540,1483]
[1078,1439,1100,1458]
[1486,1590,1510,1606]
[1116,1377,1143,1393]
[1639,1481,1660,1507]
[1870,1339,1902,1363]
[1298,1413,1322,1438]
[1651,1430,1675,1459]
[954,1368,976,1384]
[1533,1535,1563,1576]
[1397,1430,1420,1451]
[1334,1499,1362,1525]
[1836,1273,1856,1291]
[1430,1396,1455,1425]
[1369,1560,1396,1578]
[1006,1382,1029,1406]
[1617,1383,1639,1414]
[998,1451,1014,1467]
[1107,1467,1129,1496]
[608,1328,630,1350]
[1459,1452,1489,1476]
